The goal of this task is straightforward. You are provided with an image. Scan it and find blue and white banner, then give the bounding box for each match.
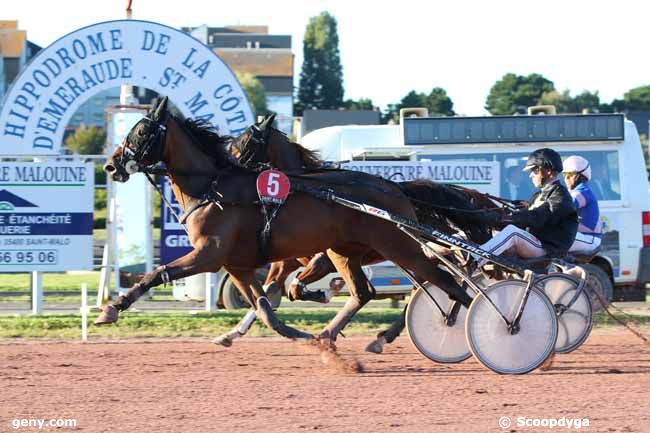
[160,178,192,264]
[0,161,94,271]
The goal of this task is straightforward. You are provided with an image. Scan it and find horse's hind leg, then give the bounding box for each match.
[213,265,293,347]
[319,249,375,344]
[227,267,313,341]
[371,232,473,308]
[264,259,302,296]
[365,302,410,354]
[95,247,220,325]
[214,259,309,347]
[289,253,337,303]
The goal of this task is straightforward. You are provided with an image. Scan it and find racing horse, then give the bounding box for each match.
[212,115,498,350]
[97,97,478,345]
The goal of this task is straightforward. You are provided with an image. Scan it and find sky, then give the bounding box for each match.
[3,0,649,115]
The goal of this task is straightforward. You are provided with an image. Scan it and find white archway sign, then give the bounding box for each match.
[0,19,254,155]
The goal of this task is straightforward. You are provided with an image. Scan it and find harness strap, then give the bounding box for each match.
[179,200,213,224]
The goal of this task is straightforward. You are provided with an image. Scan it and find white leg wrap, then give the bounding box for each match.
[236,309,258,334]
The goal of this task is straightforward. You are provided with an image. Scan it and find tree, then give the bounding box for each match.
[540,89,600,113]
[425,87,455,116]
[65,126,106,155]
[295,11,344,115]
[382,91,425,123]
[574,90,601,112]
[485,73,554,115]
[237,72,269,118]
[343,97,375,111]
[382,87,455,123]
[540,90,574,113]
[623,85,650,111]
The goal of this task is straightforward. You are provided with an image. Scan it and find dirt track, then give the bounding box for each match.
[1,329,649,433]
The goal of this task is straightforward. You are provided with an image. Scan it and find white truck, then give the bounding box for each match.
[296,107,650,303]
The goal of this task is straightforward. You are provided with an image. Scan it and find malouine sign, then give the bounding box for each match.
[0,162,94,271]
[0,19,254,155]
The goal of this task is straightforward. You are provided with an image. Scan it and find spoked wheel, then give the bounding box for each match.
[466,279,558,375]
[537,273,593,354]
[406,283,472,364]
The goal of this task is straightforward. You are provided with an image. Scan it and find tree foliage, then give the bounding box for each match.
[540,89,601,113]
[65,126,106,155]
[295,11,344,115]
[237,72,269,118]
[623,85,650,111]
[485,73,554,114]
[343,97,375,111]
[383,88,454,123]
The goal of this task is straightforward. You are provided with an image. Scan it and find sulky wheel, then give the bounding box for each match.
[465,279,558,375]
[537,273,593,354]
[406,283,472,364]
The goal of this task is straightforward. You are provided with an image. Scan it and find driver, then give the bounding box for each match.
[563,155,602,254]
[475,148,578,266]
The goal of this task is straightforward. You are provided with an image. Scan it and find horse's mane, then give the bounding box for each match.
[282,131,324,169]
[399,179,494,243]
[180,117,234,166]
[261,127,324,169]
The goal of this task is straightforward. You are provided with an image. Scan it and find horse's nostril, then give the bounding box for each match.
[104,164,116,173]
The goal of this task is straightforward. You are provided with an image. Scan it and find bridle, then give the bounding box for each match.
[119,114,168,174]
[235,123,272,169]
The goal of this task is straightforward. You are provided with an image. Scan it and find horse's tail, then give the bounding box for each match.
[398,179,493,244]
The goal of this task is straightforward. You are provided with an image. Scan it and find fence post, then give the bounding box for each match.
[81,283,88,341]
[205,272,217,312]
[31,271,43,314]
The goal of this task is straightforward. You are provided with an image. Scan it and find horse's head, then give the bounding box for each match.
[230,113,276,168]
[231,113,323,171]
[104,96,170,182]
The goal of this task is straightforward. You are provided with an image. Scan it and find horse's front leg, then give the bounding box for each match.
[319,249,375,345]
[213,266,288,347]
[95,247,220,324]
[226,267,313,341]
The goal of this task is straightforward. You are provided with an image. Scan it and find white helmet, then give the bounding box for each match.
[562,155,591,180]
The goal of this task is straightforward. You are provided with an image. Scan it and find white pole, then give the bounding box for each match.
[109,193,121,297]
[145,181,154,298]
[81,283,88,341]
[97,243,110,307]
[31,271,43,314]
[205,273,217,312]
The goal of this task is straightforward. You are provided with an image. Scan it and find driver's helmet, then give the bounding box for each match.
[523,148,563,173]
[562,155,591,180]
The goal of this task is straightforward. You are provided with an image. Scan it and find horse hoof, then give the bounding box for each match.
[317,335,336,351]
[364,339,385,354]
[94,305,119,325]
[212,336,233,347]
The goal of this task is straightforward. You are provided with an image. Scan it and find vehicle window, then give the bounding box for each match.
[417,150,621,201]
[497,153,535,201]
[558,150,621,201]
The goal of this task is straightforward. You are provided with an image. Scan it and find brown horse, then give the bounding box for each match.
[97,97,476,346]
[212,115,499,350]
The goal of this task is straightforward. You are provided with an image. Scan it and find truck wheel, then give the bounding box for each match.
[582,263,614,310]
[221,274,282,310]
